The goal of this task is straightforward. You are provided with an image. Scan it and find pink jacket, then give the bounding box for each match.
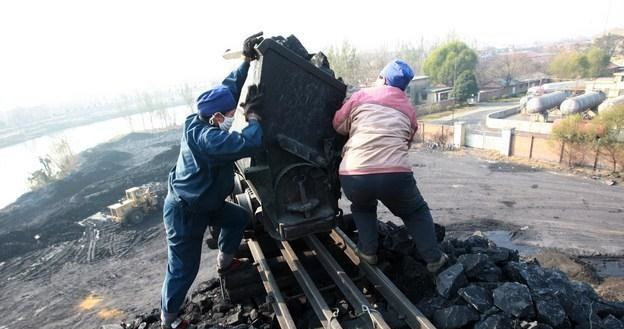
[332,86,418,176]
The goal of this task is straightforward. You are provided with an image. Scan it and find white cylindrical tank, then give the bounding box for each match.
[527,81,585,97]
[542,80,585,93]
[560,92,606,115]
[526,91,569,113]
[598,95,624,113]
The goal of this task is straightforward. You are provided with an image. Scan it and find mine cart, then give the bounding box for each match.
[232,36,347,241]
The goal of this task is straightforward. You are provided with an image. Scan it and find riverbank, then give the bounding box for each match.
[0,104,188,149]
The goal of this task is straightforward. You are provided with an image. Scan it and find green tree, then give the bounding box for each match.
[394,42,425,75]
[594,33,624,58]
[27,137,77,189]
[586,47,611,78]
[327,41,362,85]
[548,47,609,79]
[178,83,196,114]
[595,105,624,172]
[476,53,543,87]
[452,71,478,101]
[551,114,594,167]
[423,41,478,87]
[548,51,587,79]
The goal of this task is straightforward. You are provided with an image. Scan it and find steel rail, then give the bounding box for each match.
[304,235,392,329]
[329,228,438,329]
[248,238,297,329]
[279,240,343,329]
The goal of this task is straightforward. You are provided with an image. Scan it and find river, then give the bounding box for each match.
[0,106,191,209]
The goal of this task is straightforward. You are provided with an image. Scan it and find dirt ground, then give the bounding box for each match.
[1,131,623,329]
[394,146,624,257]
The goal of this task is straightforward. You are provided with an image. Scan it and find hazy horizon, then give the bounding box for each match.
[0,0,621,111]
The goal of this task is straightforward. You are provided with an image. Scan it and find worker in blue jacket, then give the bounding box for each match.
[160,33,264,329]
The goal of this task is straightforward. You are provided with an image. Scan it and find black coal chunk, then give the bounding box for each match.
[463,235,491,250]
[493,282,536,319]
[532,289,570,329]
[569,281,599,301]
[417,296,451,319]
[471,246,519,264]
[503,262,550,290]
[474,313,515,329]
[380,223,414,256]
[458,285,493,313]
[458,253,489,275]
[602,314,624,329]
[433,305,480,329]
[436,263,468,299]
[270,35,310,59]
[309,52,335,78]
[564,295,602,328]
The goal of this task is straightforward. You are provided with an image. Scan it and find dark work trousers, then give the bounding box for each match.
[160,193,249,318]
[340,172,442,263]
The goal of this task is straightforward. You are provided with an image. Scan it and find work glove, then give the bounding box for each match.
[241,85,263,121]
[243,32,264,60]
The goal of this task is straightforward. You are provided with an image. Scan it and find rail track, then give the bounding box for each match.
[234,227,437,329]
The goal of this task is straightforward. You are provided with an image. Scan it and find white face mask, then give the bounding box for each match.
[219,116,234,132]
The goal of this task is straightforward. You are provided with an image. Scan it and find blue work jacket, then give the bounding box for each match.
[168,61,262,212]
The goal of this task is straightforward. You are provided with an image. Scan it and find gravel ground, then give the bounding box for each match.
[395,148,624,257]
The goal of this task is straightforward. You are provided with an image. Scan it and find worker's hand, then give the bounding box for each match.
[241,85,263,121]
[243,32,264,61]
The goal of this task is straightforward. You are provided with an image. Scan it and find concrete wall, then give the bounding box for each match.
[486,107,553,134]
[418,121,619,171]
[465,130,501,150]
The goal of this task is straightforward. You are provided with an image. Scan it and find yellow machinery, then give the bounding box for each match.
[107,186,158,225]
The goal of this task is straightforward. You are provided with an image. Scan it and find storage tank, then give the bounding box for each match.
[525,91,569,113]
[598,95,624,113]
[560,91,606,115]
[527,80,585,96]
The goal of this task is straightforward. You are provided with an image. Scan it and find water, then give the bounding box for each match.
[580,257,624,278]
[0,106,191,209]
[484,230,624,278]
[484,230,538,255]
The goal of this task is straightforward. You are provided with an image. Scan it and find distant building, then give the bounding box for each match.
[405,76,454,105]
[477,75,550,102]
[585,72,624,98]
[406,76,431,104]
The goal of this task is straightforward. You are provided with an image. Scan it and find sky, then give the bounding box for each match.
[0,0,621,111]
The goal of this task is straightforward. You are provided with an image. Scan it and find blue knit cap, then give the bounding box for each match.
[379,59,414,90]
[196,85,236,118]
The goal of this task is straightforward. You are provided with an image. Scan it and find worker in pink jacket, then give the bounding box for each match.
[333,59,448,272]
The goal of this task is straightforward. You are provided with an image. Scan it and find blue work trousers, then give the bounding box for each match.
[160,193,248,315]
[340,172,442,263]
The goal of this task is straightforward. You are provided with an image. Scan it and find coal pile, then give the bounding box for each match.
[120,278,277,329]
[378,221,624,329]
[120,221,624,329]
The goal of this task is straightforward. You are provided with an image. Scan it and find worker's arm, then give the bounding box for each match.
[197,119,263,163]
[332,93,361,136]
[221,61,251,103]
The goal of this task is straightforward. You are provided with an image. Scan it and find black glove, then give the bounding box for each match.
[241,85,263,121]
[243,32,264,60]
